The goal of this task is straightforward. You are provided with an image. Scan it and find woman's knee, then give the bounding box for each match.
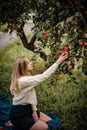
[39,112,52,122]
[30,120,48,130]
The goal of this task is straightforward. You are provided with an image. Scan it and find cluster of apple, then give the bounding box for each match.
[55,40,87,57]
[79,41,87,57]
[54,44,73,73]
[41,31,87,74]
[54,40,87,74]
[55,43,76,58]
[64,44,76,55]
[79,41,87,47]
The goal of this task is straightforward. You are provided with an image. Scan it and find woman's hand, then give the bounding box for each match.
[32,111,39,122]
[56,52,68,65]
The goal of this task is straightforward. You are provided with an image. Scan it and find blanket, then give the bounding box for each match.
[0,93,18,130]
[0,93,62,130]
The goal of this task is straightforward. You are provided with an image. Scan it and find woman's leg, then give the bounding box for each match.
[39,112,52,122]
[30,120,48,130]
[30,112,52,130]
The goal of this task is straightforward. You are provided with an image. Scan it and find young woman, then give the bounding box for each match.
[9,52,68,130]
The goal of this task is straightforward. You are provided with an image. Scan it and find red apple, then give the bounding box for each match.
[63,51,68,55]
[68,65,73,72]
[55,50,63,57]
[71,51,76,55]
[76,26,80,31]
[56,50,63,55]
[68,59,74,64]
[43,32,48,39]
[65,43,69,47]
[64,46,69,51]
[79,42,84,46]
[84,51,87,56]
[67,21,72,28]
[84,42,87,47]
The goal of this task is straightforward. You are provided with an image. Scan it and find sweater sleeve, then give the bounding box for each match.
[19,63,58,88]
[32,104,37,111]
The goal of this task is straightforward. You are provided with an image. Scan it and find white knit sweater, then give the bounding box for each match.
[12,63,58,111]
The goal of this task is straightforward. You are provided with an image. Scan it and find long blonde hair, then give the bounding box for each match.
[10,56,29,94]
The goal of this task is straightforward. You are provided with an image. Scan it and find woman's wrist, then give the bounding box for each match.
[56,60,61,65]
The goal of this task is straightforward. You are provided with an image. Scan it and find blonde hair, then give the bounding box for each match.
[10,56,29,94]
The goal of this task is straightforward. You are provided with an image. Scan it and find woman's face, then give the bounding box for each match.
[27,61,33,71]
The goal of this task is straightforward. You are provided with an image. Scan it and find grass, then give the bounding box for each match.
[0,35,87,130]
[36,73,87,130]
[0,24,7,32]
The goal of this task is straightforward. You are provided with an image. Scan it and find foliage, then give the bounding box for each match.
[0,0,34,31]
[32,0,87,75]
[0,24,7,32]
[0,0,87,74]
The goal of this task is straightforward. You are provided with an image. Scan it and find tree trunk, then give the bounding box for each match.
[18,28,36,51]
[18,28,47,60]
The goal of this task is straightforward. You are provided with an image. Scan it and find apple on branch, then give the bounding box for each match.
[43,32,48,40]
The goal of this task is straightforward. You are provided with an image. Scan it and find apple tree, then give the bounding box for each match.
[0,0,87,75]
[32,0,87,75]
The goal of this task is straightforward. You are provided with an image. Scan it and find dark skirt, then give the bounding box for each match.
[9,104,40,130]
